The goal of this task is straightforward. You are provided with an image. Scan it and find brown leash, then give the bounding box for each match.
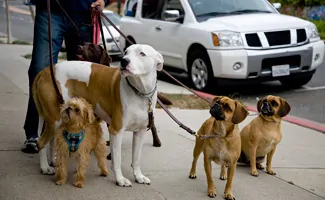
[47,0,64,105]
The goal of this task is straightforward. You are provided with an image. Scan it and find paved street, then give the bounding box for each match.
[1,2,325,123]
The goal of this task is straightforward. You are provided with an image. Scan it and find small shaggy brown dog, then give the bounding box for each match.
[54,97,109,188]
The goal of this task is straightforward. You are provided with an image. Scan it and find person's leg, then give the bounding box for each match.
[64,12,93,61]
[22,9,66,153]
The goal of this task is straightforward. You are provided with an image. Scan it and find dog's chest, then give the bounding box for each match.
[257,131,281,156]
[209,140,234,165]
[122,94,154,132]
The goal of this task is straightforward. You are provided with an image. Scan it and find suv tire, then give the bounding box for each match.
[187,49,214,91]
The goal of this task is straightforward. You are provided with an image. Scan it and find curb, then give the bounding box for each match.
[195,91,325,134]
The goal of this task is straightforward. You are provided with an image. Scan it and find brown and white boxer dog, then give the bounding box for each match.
[32,44,163,186]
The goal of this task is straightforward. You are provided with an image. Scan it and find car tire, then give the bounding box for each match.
[279,74,313,88]
[187,49,214,91]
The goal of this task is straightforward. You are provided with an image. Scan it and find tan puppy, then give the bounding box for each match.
[189,96,249,199]
[238,95,291,177]
[54,97,109,188]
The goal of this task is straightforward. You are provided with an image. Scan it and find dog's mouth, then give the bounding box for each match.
[260,102,274,116]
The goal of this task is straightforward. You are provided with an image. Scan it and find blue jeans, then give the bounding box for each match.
[24,9,93,139]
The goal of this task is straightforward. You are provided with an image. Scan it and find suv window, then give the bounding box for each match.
[142,0,184,21]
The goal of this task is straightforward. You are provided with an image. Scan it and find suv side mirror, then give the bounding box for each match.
[272,3,281,11]
[163,10,180,22]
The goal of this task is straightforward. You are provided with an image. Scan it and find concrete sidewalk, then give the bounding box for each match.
[0,44,325,200]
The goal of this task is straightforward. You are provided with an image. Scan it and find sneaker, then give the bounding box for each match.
[21,137,39,154]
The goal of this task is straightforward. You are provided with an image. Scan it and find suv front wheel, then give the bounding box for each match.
[187,49,214,91]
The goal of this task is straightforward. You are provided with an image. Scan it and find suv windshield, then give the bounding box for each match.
[188,0,275,21]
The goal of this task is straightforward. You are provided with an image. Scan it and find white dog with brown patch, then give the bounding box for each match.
[32,44,163,186]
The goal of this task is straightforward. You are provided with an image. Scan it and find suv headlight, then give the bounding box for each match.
[211,31,243,47]
[306,24,320,41]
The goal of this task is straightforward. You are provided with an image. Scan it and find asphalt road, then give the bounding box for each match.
[1,2,325,124]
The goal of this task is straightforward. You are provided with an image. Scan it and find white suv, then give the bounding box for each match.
[118,0,325,91]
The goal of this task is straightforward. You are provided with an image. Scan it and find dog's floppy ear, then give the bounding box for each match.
[210,96,223,108]
[99,46,112,66]
[257,96,267,113]
[278,98,291,117]
[83,104,96,123]
[156,51,164,71]
[232,101,249,124]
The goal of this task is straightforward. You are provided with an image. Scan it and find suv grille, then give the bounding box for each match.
[245,29,307,48]
[264,30,291,46]
[297,29,307,43]
[245,33,262,47]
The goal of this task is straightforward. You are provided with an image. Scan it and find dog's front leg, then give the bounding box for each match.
[110,131,132,187]
[132,129,151,185]
[249,145,259,177]
[40,144,56,175]
[203,153,216,198]
[266,146,277,175]
[224,163,236,200]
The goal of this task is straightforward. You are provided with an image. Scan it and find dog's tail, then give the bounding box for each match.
[157,93,173,105]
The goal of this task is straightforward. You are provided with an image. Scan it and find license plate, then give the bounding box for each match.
[271,64,290,77]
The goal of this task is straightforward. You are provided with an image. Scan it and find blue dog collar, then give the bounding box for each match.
[62,129,85,152]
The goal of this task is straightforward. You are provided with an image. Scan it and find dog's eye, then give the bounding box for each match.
[75,108,80,113]
[223,103,231,111]
[140,52,146,56]
[271,100,278,106]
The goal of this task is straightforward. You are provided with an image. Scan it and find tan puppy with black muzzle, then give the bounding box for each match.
[238,95,291,177]
[32,44,163,187]
[189,96,249,199]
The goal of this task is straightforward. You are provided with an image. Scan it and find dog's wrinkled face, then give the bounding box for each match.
[257,95,291,118]
[76,43,112,66]
[119,44,164,76]
[209,96,249,124]
[60,97,95,127]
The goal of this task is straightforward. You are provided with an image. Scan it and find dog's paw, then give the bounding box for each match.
[41,166,56,175]
[153,140,161,147]
[188,173,197,179]
[100,170,109,177]
[266,168,276,175]
[116,177,132,187]
[220,174,227,180]
[55,179,66,185]
[208,188,217,198]
[256,163,265,170]
[224,192,235,200]
[251,170,259,177]
[135,175,151,185]
[73,181,85,188]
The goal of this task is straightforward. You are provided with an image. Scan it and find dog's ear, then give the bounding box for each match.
[99,46,112,66]
[155,51,164,71]
[84,104,96,123]
[257,96,267,113]
[232,101,249,124]
[278,98,291,117]
[210,96,223,108]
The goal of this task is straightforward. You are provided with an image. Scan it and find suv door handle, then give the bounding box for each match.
[155,26,162,31]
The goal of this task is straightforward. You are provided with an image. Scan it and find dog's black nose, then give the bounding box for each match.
[120,58,130,69]
[210,103,225,121]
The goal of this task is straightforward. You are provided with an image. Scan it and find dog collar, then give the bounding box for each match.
[62,129,85,152]
[125,77,157,130]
